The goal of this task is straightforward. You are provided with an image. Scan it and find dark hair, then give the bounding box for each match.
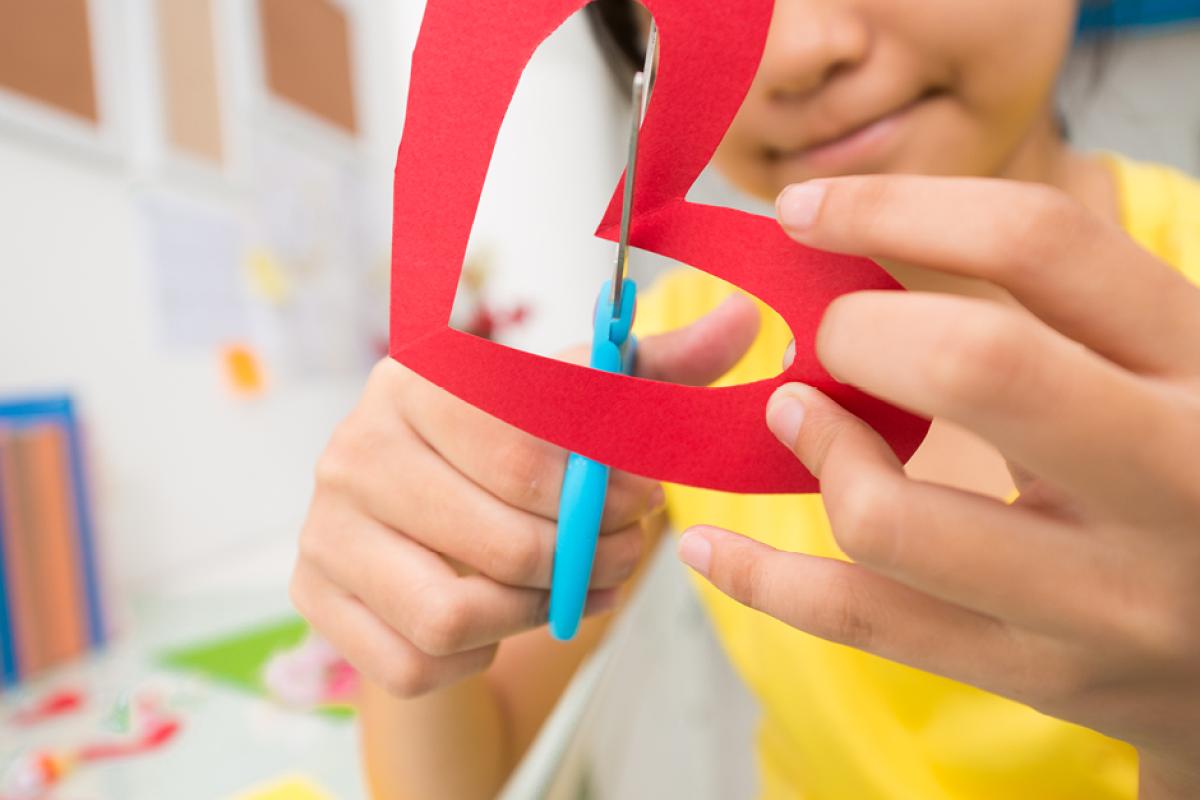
[585,0,645,82]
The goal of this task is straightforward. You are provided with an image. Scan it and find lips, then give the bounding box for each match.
[764,90,938,163]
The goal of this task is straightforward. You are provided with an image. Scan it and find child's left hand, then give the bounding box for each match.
[677,176,1200,798]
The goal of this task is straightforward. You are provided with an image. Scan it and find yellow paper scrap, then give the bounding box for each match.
[227,775,335,800]
[221,343,266,395]
[245,249,292,305]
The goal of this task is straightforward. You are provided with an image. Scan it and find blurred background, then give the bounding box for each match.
[0,1,1197,798]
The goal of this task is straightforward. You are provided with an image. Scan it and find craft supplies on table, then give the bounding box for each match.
[0,572,366,800]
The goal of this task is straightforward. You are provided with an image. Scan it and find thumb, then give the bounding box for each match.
[635,294,761,386]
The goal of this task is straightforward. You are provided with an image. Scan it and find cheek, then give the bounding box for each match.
[938,3,1076,132]
[875,0,1077,176]
[713,109,780,201]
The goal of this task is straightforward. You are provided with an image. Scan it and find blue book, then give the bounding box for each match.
[0,430,18,687]
[61,397,104,648]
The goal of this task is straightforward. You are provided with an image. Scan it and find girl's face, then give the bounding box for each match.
[704,0,1079,200]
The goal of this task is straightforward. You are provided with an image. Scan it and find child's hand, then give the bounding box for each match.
[291,295,759,699]
[679,176,1200,797]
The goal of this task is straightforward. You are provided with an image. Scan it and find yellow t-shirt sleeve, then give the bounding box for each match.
[1109,154,1200,282]
[634,268,739,339]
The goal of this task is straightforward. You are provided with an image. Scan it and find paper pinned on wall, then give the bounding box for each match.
[246,137,376,377]
[245,250,292,306]
[140,193,251,351]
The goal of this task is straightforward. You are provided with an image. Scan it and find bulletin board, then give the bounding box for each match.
[257,0,358,135]
[0,0,98,124]
[155,0,224,164]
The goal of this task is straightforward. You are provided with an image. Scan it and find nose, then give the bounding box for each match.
[757,0,871,102]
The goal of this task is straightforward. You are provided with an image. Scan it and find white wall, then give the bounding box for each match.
[0,0,629,600]
[0,0,403,596]
[1062,23,1200,174]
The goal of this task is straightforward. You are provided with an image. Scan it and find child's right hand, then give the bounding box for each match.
[291,294,760,698]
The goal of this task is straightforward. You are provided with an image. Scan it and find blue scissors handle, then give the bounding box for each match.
[549,278,637,641]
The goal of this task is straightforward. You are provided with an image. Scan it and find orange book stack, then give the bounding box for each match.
[0,395,104,688]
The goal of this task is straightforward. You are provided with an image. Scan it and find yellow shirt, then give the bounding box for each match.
[634,156,1200,799]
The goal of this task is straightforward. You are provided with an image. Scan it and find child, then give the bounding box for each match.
[291,1,1200,797]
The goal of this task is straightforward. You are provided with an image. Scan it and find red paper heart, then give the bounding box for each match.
[390,0,931,493]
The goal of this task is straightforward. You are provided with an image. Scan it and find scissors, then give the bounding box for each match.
[548,24,658,641]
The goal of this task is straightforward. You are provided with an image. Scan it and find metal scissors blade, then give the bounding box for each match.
[611,21,658,309]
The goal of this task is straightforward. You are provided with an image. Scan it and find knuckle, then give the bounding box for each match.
[409,590,472,657]
[287,569,314,620]
[495,439,556,510]
[797,409,855,475]
[836,177,892,229]
[316,406,410,494]
[829,476,901,569]
[923,312,1025,408]
[1006,186,1085,276]
[720,545,766,609]
[815,570,877,650]
[315,415,376,492]
[379,655,435,698]
[296,520,335,572]
[605,474,658,524]
[1122,588,1199,665]
[527,590,552,628]
[488,522,546,586]
[313,441,354,493]
[1024,658,1094,711]
[1000,630,1094,711]
[367,357,405,387]
[597,526,645,584]
[616,527,646,572]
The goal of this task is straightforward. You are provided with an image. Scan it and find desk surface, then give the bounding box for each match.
[1,543,366,800]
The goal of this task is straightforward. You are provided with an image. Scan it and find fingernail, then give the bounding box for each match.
[777,182,827,232]
[782,340,796,369]
[647,484,666,513]
[766,386,807,446]
[677,529,713,576]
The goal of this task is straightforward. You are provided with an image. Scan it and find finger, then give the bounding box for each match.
[777,175,1200,375]
[635,293,761,385]
[290,560,496,696]
[1006,462,1082,520]
[304,509,621,656]
[395,370,658,529]
[765,383,1133,637]
[676,525,1024,695]
[815,291,1181,512]
[327,420,645,588]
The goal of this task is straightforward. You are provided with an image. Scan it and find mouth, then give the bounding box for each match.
[763,90,941,171]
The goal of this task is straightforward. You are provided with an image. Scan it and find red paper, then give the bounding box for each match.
[389,0,931,493]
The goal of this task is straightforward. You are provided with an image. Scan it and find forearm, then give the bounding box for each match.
[356,519,663,800]
[357,614,618,800]
[359,673,507,800]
